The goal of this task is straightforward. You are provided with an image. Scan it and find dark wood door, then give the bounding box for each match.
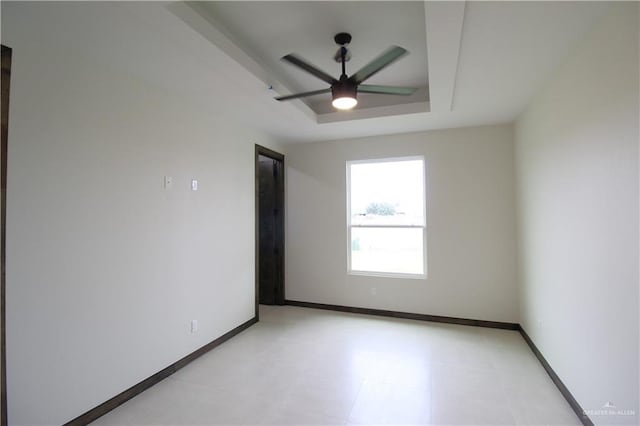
[256,148,284,307]
[1,44,11,426]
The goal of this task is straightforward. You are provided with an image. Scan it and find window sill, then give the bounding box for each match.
[348,270,427,280]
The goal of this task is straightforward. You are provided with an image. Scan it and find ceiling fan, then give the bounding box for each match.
[274,32,417,110]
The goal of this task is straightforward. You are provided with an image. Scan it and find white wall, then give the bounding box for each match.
[285,124,518,323]
[515,3,639,424]
[2,3,283,424]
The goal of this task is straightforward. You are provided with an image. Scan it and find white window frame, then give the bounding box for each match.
[346,156,427,279]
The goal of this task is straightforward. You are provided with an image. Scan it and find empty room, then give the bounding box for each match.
[1,1,638,425]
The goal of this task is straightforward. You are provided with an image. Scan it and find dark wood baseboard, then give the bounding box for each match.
[284,299,519,330]
[64,317,258,426]
[518,326,593,426]
[59,305,592,426]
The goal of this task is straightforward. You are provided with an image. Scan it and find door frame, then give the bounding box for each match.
[254,144,285,319]
[1,44,12,426]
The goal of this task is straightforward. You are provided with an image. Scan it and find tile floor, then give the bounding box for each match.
[92,305,580,425]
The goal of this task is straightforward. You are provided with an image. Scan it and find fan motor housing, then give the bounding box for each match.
[332,80,357,100]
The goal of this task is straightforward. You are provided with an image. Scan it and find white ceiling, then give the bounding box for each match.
[3,1,611,144]
[452,1,611,123]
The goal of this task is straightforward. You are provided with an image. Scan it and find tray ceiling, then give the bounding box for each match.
[191,1,430,120]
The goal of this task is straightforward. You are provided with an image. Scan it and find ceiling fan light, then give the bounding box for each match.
[331,82,358,110]
[332,96,358,110]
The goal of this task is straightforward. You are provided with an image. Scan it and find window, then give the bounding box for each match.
[347,157,426,278]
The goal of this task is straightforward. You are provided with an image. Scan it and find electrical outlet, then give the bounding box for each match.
[164,176,173,189]
[190,320,198,333]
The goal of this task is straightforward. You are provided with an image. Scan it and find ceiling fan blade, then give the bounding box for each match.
[282,54,338,85]
[274,88,331,101]
[350,46,408,84]
[358,84,417,96]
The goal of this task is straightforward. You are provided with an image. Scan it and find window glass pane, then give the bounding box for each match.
[349,159,424,226]
[351,227,424,275]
